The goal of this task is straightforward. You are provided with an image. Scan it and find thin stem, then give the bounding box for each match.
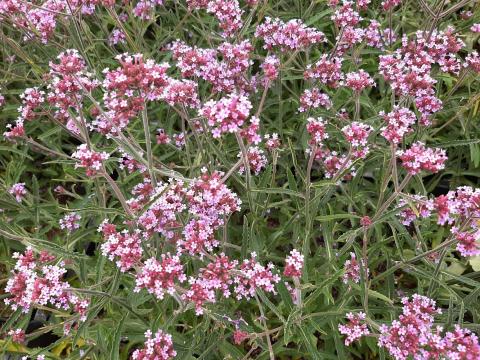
[391,144,399,192]
[142,107,157,187]
[102,170,134,218]
[293,276,302,309]
[235,132,254,212]
[372,174,412,223]
[254,293,274,360]
[304,145,316,254]
[354,91,361,121]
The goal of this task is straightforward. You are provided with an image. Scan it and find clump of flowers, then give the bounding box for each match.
[342,252,360,284]
[255,17,326,51]
[380,107,416,144]
[9,183,27,203]
[59,212,81,233]
[344,70,375,92]
[299,88,332,112]
[4,248,88,317]
[342,121,373,158]
[238,146,267,175]
[283,249,304,277]
[306,117,328,146]
[338,312,370,346]
[199,94,252,138]
[99,221,143,272]
[72,144,110,176]
[304,55,343,88]
[397,142,447,175]
[131,329,176,360]
[134,254,187,300]
[233,253,280,300]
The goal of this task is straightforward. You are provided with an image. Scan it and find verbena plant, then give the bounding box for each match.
[1,0,480,359]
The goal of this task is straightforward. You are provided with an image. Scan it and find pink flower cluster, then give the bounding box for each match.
[47,49,99,123]
[304,55,343,88]
[397,142,447,175]
[378,295,480,360]
[342,252,360,284]
[233,253,280,300]
[59,212,81,233]
[182,254,237,314]
[199,94,252,138]
[398,195,433,226]
[342,121,373,158]
[380,107,416,144]
[9,182,27,202]
[394,186,480,257]
[206,0,242,38]
[262,55,280,83]
[344,69,375,92]
[19,87,45,121]
[466,51,480,73]
[381,0,402,11]
[128,167,285,314]
[131,329,176,360]
[255,17,326,51]
[306,117,329,146]
[99,221,143,272]
[4,248,88,319]
[378,28,465,124]
[7,328,26,344]
[283,249,304,277]
[71,144,109,176]
[298,88,332,112]
[96,53,169,135]
[338,312,370,345]
[108,28,126,46]
[170,39,254,94]
[134,254,187,300]
[238,146,267,175]
[331,1,362,28]
[4,87,45,140]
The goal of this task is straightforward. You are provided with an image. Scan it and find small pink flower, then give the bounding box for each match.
[134,254,186,299]
[306,117,329,146]
[233,330,249,345]
[100,222,143,272]
[344,69,375,92]
[234,252,280,300]
[8,328,26,344]
[304,55,343,88]
[262,55,280,83]
[299,88,332,112]
[382,0,402,11]
[284,249,304,277]
[331,2,362,27]
[238,146,267,175]
[342,252,361,284]
[9,183,27,203]
[342,121,373,158]
[380,107,416,144]
[200,94,252,138]
[255,17,325,51]
[466,51,480,73]
[59,212,81,233]
[470,23,480,33]
[397,142,447,175]
[108,28,126,46]
[131,329,176,360]
[453,229,480,257]
[338,312,370,345]
[71,144,109,176]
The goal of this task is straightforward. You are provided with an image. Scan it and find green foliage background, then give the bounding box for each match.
[1,0,480,359]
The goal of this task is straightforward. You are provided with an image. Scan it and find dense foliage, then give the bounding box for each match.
[1,0,480,359]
